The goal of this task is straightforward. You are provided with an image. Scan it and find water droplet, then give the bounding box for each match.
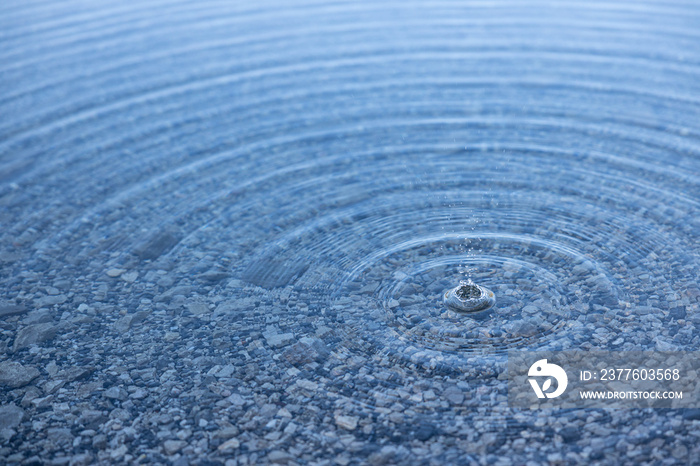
[443,280,496,313]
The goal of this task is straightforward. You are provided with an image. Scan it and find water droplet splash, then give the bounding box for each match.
[443,279,496,313]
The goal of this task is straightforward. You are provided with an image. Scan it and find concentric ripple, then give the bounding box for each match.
[2,0,700,429]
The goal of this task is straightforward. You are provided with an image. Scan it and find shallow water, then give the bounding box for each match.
[1,0,700,463]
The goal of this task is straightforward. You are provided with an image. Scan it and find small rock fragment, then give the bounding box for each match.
[0,361,40,388]
[134,229,182,261]
[217,438,240,451]
[121,271,138,283]
[264,332,294,348]
[0,303,27,317]
[187,302,210,315]
[163,439,185,455]
[13,323,59,350]
[268,450,293,463]
[106,269,125,278]
[104,386,128,401]
[114,311,149,333]
[0,404,25,430]
[335,414,359,431]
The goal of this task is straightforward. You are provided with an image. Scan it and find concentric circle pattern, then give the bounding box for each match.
[2,0,700,461]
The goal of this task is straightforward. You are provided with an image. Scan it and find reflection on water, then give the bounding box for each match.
[1,0,699,463]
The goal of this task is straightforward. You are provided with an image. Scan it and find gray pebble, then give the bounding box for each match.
[0,361,40,388]
[0,404,24,430]
[13,322,59,350]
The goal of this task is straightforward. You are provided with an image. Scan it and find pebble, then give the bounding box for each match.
[134,229,182,261]
[104,387,128,401]
[443,386,465,405]
[655,338,679,351]
[0,303,27,317]
[13,323,59,350]
[34,294,67,307]
[47,427,73,448]
[672,445,688,459]
[559,427,581,443]
[187,302,210,315]
[414,423,436,441]
[264,332,295,348]
[130,388,149,400]
[0,361,40,388]
[110,445,128,460]
[214,427,240,439]
[226,394,245,407]
[368,446,398,465]
[268,450,293,463]
[163,440,186,455]
[106,268,125,278]
[121,271,139,283]
[114,311,149,333]
[335,414,359,431]
[217,438,240,451]
[0,404,25,430]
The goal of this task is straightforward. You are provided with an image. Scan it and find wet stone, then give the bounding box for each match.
[0,303,26,317]
[213,426,239,439]
[335,414,359,431]
[34,294,67,307]
[25,310,55,326]
[110,408,131,421]
[268,450,294,463]
[241,254,309,289]
[134,229,182,261]
[443,386,465,405]
[106,268,125,278]
[264,332,294,348]
[47,427,73,448]
[0,404,24,430]
[121,271,138,283]
[110,445,128,460]
[92,434,108,449]
[163,439,186,455]
[129,388,148,400]
[69,454,93,466]
[368,446,398,466]
[282,338,328,365]
[559,426,581,443]
[114,310,149,333]
[507,320,539,337]
[0,251,22,263]
[43,380,65,394]
[218,438,240,451]
[199,270,229,283]
[414,423,437,441]
[682,409,700,421]
[104,386,128,401]
[13,322,59,350]
[59,366,94,383]
[187,302,210,316]
[0,361,40,388]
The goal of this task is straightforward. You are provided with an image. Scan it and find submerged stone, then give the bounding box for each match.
[443,280,496,313]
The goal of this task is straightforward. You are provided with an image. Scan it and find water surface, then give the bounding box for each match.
[1,0,699,463]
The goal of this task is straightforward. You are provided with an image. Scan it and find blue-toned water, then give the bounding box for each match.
[1,0,699,463]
